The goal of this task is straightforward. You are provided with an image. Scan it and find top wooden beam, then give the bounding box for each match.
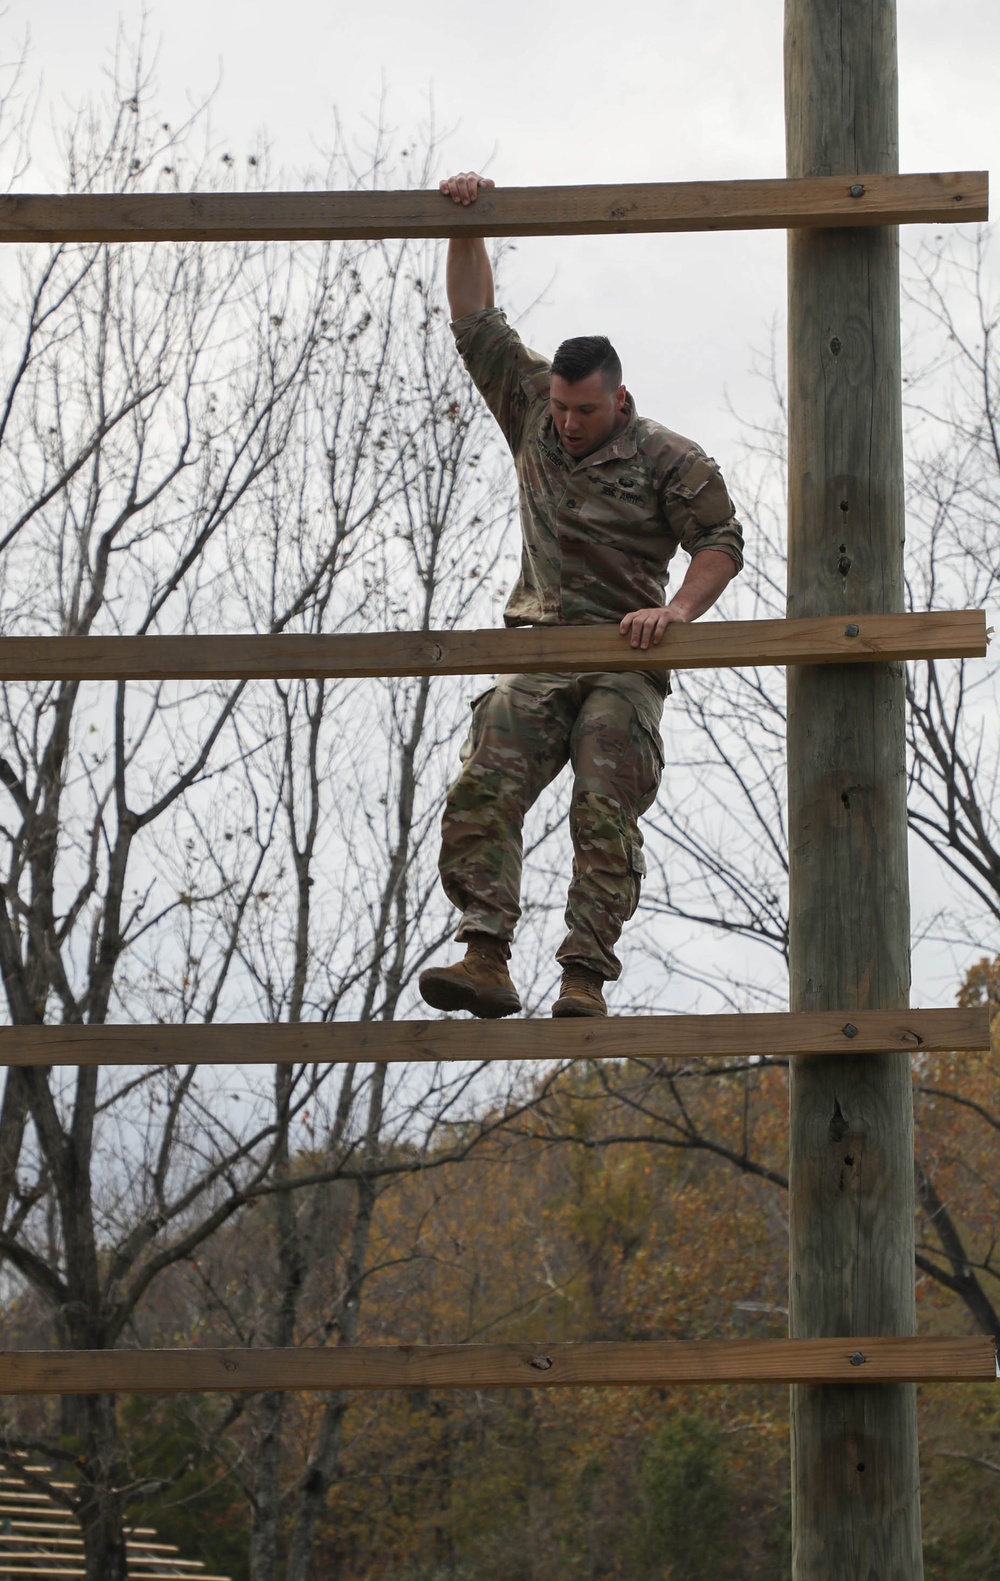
[0,612,987,683]
[0,172,987,244]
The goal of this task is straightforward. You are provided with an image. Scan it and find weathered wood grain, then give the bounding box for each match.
[0,1007,988,1069]
[786,0,926,1573]
[0,1338,991,1394]
[0,612,986,683]
[0,173,985,245]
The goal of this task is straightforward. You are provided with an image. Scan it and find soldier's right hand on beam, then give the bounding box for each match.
[439,172,495,206]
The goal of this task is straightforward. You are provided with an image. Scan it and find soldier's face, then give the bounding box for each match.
[550,372,628,459]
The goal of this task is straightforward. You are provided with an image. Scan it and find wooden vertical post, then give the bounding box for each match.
[785,0,924,1576]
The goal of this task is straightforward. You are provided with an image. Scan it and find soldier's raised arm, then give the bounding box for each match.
[439,172,496,318]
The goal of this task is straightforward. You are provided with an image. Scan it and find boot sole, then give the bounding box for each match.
[419,970,521,1020]
[552,999,607,1018]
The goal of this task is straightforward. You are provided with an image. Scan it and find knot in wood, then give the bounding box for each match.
[528,1354,553,1371]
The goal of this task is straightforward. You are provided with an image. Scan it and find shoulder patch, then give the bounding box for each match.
[636,420,700,484]
[522,368,551,401]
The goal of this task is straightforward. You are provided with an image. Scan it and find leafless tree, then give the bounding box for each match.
[901,229,1000,948]
[0,62,335,1574]
[0,54,548,1580]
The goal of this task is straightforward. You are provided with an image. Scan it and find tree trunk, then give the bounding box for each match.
[247,1395,285,1581]
[76,1392,128,1581]
[284,1066,388,1581]
[249,1065,306,1581]
[785,0,923,1576]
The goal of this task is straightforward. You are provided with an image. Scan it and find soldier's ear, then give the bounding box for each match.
[615,383,627,411]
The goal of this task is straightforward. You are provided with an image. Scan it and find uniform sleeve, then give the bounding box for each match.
[451,307,551,456]
[660,448,745,571]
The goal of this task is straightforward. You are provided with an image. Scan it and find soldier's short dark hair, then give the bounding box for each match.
[551,335,623,390]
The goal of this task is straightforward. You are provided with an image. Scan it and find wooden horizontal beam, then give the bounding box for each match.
[0,611,986,684]
[0,1337,992,1393]
[0,1536,182,1551]
[0,172,986,244]
[0,1007,988,1069]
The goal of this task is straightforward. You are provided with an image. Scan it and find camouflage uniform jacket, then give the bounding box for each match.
[452,307,745,631]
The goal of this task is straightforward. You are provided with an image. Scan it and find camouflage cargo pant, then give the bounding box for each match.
[439,671,665,981]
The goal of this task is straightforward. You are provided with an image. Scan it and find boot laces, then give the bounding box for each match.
[562,964,601,992]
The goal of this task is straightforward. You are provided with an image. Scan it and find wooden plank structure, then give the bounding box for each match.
[0,610,987,683]
[0,20,993,1581]
[0,1338,993,1395]
[0,1006,989,1069]
[0,171,985,245]
[0,1460,232,1579]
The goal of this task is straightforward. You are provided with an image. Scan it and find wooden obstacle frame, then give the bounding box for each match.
[0,172,995,1399]
[0,1459,232,1579]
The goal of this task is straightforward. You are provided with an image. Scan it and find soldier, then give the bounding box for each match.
[419,171,744,1020]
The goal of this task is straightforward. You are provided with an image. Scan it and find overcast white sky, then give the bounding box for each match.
[8,0,998,454]
[4,0,998,1004]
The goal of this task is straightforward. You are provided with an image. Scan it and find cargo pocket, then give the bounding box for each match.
[611,716,664,818]
[459,686,497,765]
[623,832,647,920]
[628,834,647,879]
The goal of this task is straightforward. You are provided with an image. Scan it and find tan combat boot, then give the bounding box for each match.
[552,964,607,1018]
[419,935,521,1019]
